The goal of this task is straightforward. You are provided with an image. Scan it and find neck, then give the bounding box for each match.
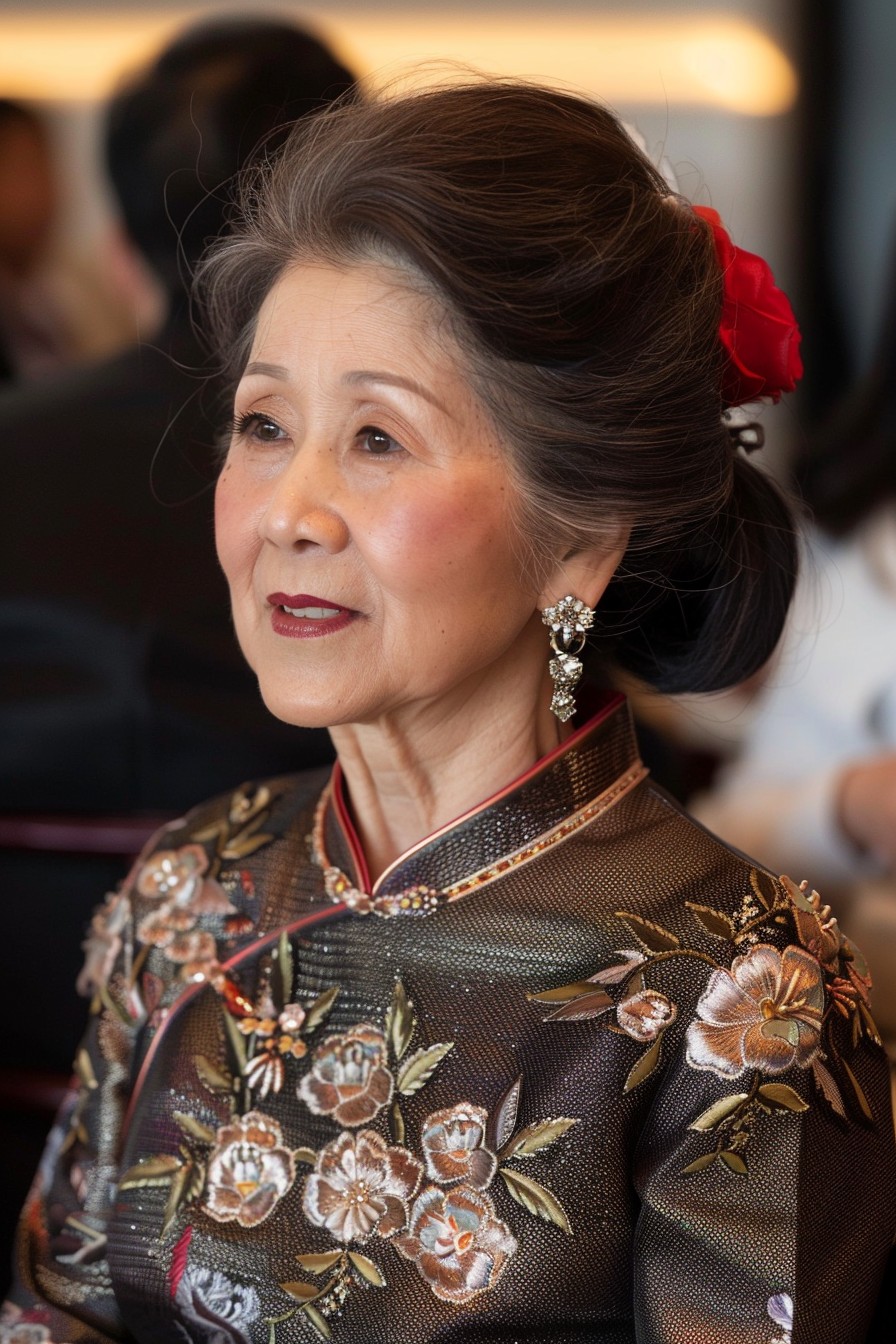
[329,645,565,883]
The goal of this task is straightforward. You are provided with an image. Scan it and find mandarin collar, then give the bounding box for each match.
[317,693,645,914]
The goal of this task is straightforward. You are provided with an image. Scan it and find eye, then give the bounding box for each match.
[233,411,285,444]
[358,425,404,455]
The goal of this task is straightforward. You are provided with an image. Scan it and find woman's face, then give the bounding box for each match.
[215,260,551,731]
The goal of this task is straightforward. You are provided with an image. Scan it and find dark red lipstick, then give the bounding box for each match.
[267,592,355,639]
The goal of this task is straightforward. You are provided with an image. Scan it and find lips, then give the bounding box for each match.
[267,592,351,617]
[266,592,355,640]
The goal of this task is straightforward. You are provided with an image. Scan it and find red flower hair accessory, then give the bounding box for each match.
[693,205,803,408]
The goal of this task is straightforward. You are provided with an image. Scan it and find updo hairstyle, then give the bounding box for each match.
[199,80,796,695]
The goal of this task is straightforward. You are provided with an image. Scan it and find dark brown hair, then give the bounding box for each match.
[199,80,797,693]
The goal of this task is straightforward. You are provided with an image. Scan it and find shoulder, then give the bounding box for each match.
[79,768,330,998]
[579,781,883,1119]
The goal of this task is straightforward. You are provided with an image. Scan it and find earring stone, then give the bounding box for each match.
[541,595,594,722]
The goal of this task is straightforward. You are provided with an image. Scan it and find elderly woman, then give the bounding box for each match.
[5,82,894,1344]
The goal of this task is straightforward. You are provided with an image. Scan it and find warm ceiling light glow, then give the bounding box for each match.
[0,10,797,116]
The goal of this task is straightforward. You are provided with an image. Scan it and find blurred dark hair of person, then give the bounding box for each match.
[0,98,70,381]
[0,18,354,1254]
[106,15,357,310]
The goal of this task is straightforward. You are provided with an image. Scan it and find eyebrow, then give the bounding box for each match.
[244,361,289,379]
[242,362,453,419]
[344,369,451,417]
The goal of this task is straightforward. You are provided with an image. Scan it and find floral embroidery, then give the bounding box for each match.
[767,1291,794,1344]
[421,1104,497,1189]
[303,1130,423,1242]
[530,868,882,1177]
[123,965,577,1342]
[272,985,577,1339]
[299,1024,394,1127]
[393,1185,517,1303]
[174,1265,260,1344]
[78,886,131,997]
[203,1111,296,1228]
[0,1303,58,1344]
[616,988,676,1042]
[238,994,308,1098]
[686,944,824,1079]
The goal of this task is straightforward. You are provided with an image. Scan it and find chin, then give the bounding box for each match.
[256,678,347,732]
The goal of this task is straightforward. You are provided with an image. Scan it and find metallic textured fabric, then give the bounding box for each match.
[7,696,896,1343]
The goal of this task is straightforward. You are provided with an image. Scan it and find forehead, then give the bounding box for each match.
[249,259,458,371]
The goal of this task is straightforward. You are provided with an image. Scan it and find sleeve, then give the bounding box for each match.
[629,872,896,1344]
[2,828,177,1344]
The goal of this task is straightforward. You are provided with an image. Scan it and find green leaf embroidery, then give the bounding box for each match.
[304,985,340,1035]
[173,1111,216,1145]
[527,979,602,1004]
[305,1304,333,1340]
[689,1093,749,1132]
[499,1167,571,1234]
[623,1037,663,1093]
[397,1042,454,1095]
[811,1058,847,1119]
[74,1047,98,1091]
[839,1052,874,1123]
[270,930,294,1014]
[544,990,614,1022]
[161,1159,202,1239]
[749,868,776,911]
[194,1055,233,1095]
[390,1099,406,1145]
[681,1152,718,1175]
[348,1251,386,1287]
[488,1075,522,1152]
[614,911,680,954]
[119,1154,183,1189]
[685,902,736,942]
[385,981,415,1062]
[279,1281,322,1302]
[221,832,275,860]
[757,1083,809,1113]
[503,1118,577,1158]
[720,1150,748,1175]
[296,1252,342,1275]
[293,1147,318,1167]
[222,1006,248,1073]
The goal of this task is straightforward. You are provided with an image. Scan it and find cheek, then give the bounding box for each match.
[214,464,256,583]
[365,480,528,607]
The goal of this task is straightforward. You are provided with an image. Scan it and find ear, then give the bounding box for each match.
[537,523,631,614]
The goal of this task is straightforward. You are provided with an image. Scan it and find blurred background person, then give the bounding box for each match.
[0,98,77,382]
[0,13,355,1279]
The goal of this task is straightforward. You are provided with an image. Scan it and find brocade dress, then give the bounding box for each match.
[5,694,895,1343]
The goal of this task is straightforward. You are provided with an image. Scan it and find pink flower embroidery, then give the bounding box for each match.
[303,1130,423,1243]
[686,943,824,1079]
[616,988,676,1041]
[202,1111,295,1228]
[298,1023,393,1126]
[240,996,308,1098]
[394,1185,517,1303]
[134,844,235,981]
[136,844,210,902]
[421,1105,496,1189]
[77,887,131,995]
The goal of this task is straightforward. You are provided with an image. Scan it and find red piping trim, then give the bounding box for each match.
[331,691,626,896]
[120,902,348,1143]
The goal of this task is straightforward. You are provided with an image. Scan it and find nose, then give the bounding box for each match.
[259,444,350,554]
